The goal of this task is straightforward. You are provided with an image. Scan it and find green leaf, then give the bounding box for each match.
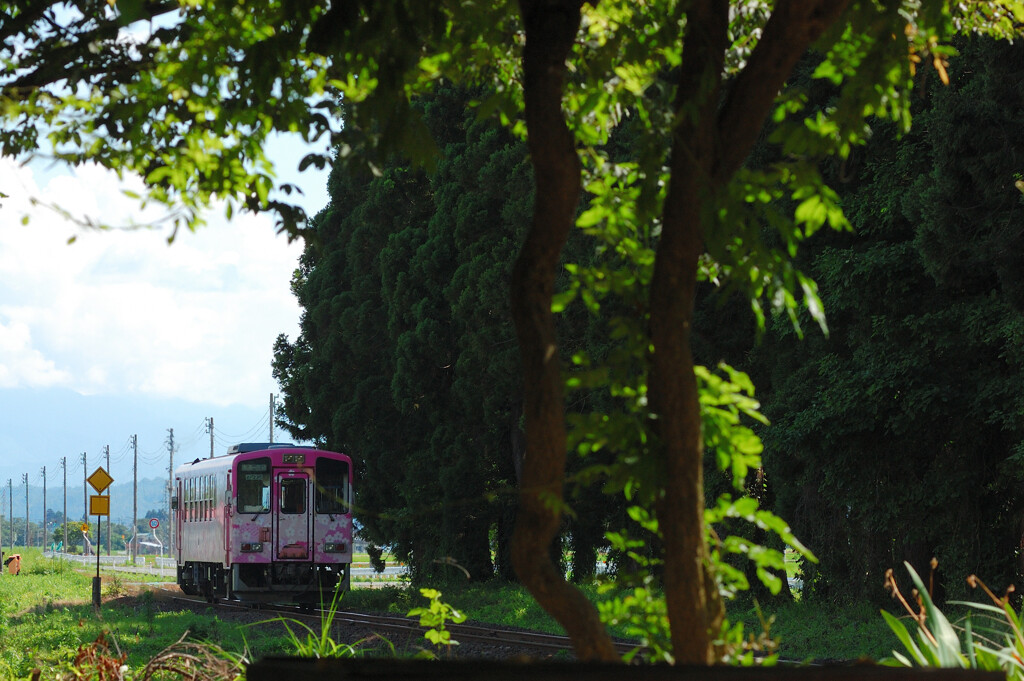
[882,609,928,666]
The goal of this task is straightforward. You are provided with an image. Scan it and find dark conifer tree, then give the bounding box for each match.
[754,38,1024,603]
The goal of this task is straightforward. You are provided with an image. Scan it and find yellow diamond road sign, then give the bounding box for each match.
[87,467,113,494]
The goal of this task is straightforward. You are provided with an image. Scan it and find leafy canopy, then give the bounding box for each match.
[4,1,1020,237]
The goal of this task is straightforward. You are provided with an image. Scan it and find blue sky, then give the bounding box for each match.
[0,133,329,504]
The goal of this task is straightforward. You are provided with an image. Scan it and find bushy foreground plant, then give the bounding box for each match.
[883,561,1024,677]
[407,588,466,658]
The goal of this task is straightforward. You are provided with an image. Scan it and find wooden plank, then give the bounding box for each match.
[247,658,1005,681]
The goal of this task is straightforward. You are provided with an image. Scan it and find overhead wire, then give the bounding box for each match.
[174,420,208,449]
[215,411,272,442]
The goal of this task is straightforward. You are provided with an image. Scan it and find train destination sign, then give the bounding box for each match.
[87,467,113,494]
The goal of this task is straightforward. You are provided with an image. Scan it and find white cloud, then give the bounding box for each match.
[0,315,71,387]
[0,157,306,408]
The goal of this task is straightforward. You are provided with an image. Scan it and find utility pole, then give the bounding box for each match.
[81,452,87,522]
[41,466,46,550]
[132,434,138,562]
[206,417,214,458]
[23,473,29,550]
[104,445,111,556]
[61,457,67,555]
[166,428,175,559]
[269,393,274,444]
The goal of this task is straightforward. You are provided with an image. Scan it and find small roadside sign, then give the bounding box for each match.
[149,518,159,529]
[87,467,114,494]
[89,495,110,516]
[81,523,89,533]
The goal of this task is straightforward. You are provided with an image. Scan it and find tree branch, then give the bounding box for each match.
[715,0,853,179]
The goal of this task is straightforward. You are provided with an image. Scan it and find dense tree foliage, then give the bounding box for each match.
[4,0,1023,664]
[274,89,528,582]
[754,37,1024,604]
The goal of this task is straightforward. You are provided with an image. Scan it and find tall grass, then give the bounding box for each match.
[247,585,381,659]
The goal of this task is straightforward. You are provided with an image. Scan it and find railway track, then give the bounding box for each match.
[169,595,641,657]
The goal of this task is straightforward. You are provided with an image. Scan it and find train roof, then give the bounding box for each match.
[173,444,340,477]
[227,442,295,455]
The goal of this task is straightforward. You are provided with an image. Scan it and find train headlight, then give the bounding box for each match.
[324,542,347,553]
[241,542,263,553]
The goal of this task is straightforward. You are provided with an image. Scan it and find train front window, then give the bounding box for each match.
[237,457,271,513]
[315,457,349,514]
[280,478,306,514]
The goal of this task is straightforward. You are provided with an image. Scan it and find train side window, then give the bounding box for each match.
[280,478,306,514]
[237,457,271,513]
[315,458,349,514]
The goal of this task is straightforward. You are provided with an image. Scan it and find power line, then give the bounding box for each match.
[174,420,209,448]
[214,412,271,441]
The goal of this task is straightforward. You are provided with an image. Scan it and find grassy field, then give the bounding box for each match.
[0,549,302,678]
[349,580,900,663]
[732,599,895,663]
[345,581,568,635]
[0,547,903,678]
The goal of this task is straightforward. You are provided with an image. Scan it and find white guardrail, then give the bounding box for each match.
[43,551,177,572]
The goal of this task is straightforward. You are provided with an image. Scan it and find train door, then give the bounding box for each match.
[174,478,183,564]
[274,471,311,560]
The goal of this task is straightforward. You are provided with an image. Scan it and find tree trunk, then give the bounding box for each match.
[650,0,853,664]
[509,0,619,662]
[649,0,729,664]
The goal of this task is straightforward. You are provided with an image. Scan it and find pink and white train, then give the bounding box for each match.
[172,443,353,603]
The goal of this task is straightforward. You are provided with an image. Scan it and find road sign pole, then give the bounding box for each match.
[93,513,101,609]
[86,467,113,612]
[150,518,161,567]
